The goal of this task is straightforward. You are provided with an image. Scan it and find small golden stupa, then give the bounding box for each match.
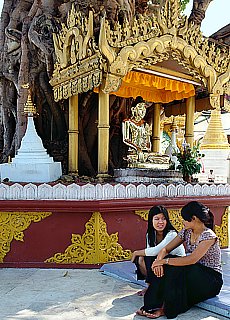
[22,84,36,115]
[200,109,230,150]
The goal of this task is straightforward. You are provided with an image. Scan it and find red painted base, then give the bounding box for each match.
[0,196,228,268]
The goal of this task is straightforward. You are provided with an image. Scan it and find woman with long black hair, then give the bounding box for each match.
[136,201,223,319]
[131,205,185,296]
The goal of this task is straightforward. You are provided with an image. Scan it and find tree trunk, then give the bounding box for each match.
[188,0,213,25]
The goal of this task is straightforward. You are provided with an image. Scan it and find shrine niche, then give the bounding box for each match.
[122,102,170,168]
[49,0,230,177]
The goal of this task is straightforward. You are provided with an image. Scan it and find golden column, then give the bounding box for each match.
[68,95,79,174]
[185,96,195,147]
[152,103,161,153]
[97,90,110,176]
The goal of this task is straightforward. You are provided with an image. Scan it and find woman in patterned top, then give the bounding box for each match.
[131,205,185,296]
[136,201,223,319]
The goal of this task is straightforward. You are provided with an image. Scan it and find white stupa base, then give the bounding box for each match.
[201,149,230,183]
[0,162,62,183]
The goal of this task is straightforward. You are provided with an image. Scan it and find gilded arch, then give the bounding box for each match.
[49,0,230,175]
[98,0,229,102]
[50,0,230,105]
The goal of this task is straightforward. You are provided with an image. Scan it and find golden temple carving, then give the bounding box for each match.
[158,0,229,75]
[158,0,182,35]
[135,207,228,248]
[50,8,103,101]
[45,212,131,264]
[103,15,160,49]
[0,211,52,263]
[135,210,149,221]
[98,0,229,95]
[50,0,230,104]
[223,83,230,113]
[214,207,229,248]
[167,209,184,231]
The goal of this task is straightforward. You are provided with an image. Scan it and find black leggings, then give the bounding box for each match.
[143,263,223,319]
[134,255,156,282]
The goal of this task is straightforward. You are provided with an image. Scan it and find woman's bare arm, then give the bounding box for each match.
[131,249,146,262]
[131,231,180,262]
[153,238,215,268]
[156,235,184,260]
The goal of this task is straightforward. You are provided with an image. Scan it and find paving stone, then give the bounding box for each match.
[0,267,229,320]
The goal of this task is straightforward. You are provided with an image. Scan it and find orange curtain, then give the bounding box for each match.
[95,71,195,103]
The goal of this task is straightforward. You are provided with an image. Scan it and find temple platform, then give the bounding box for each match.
[0,182,229,269]
[100,248,230,318]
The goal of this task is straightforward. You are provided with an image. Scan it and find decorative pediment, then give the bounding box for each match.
[49,0,230,107]
[99,0,230,96]
[50,6,103,101]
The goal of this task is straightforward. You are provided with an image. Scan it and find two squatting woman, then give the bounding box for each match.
[136,201,223,319]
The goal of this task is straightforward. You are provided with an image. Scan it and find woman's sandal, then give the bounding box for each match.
[136,308,164,319]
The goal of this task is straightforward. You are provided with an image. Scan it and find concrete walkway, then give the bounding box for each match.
[0,268,228,320]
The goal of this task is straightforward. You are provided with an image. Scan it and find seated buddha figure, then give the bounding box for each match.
[122,102,169,168]
[122,102,152,153]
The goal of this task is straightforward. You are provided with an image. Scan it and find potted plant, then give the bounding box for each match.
[174,143,205,182]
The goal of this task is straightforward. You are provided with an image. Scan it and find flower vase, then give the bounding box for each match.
[183,174,192,183]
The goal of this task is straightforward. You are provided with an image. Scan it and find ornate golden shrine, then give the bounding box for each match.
[50,0,230,176]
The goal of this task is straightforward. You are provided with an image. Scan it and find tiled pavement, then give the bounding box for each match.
[0,261,229,320]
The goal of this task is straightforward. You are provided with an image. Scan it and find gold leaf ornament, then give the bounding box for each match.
[0,211,52,263]
[45,212,131,264]
[214,207,229,248]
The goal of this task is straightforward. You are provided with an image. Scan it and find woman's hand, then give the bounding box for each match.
[152,259,164,268]
[152,265,164,277]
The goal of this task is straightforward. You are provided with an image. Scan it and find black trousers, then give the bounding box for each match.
[143,263,223,319]
[135,255,156,282]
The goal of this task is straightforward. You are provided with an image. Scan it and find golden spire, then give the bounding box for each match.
[200,109,230,149]
[22,83,36,115]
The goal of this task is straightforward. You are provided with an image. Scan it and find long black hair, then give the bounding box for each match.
[181,201,214,230]
[147,205,176,247]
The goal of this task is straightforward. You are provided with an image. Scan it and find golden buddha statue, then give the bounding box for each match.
[123,102,152,153]
[122,102,170,168]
